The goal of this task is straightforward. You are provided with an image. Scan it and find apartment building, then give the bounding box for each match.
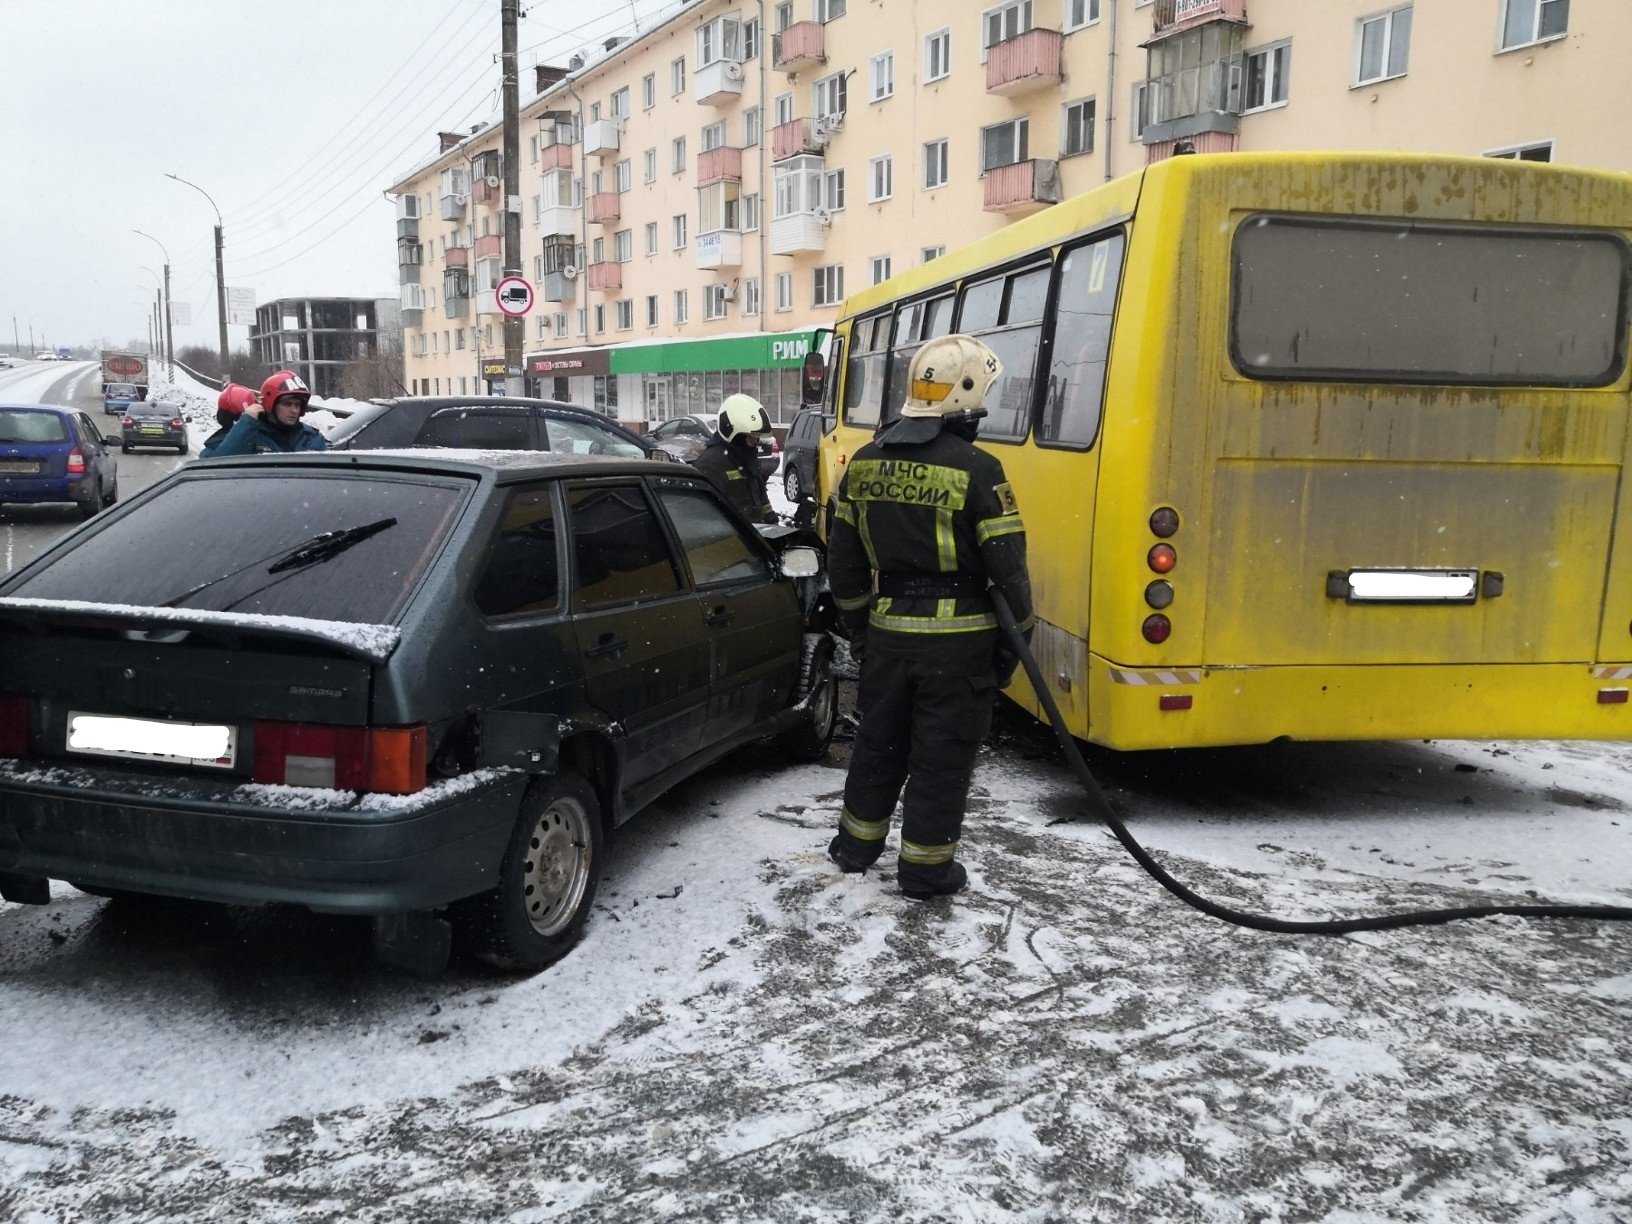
[248,297,402,398]
[387,0,1628,429]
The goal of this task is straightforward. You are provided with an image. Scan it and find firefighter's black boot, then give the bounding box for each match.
[898,859,968,901]
[828,834,879,874]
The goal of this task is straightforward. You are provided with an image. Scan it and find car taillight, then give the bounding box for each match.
[0,695,30,757]
[122,417,135,427]
[170,418,183,429]
[66,448,86,474]
[252,721,427,794]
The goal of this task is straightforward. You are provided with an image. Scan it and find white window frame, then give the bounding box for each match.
[775,271,794,311]
[1131,79,1151,140]
[616,299,634,331]
[671,56,686,96]
[923,245,946,263]
[674,289,690,324]
[611,86,630,118]
[742,277,760,316]
[870,255,892,285]
[869,52,895,102]
[813,264,845,308]
[672,213,689,249]
[813,71,847,120]
[1064,0,1100,31]
[743,106,761,147]
[823,168,846,211]
[1483,138,1555,161]
[980,117,1029,172]
[645,295,659,327]
[614,159,632,192]
[704,284,730,320]
[644,148,658,183]
[1242,39,1292,113]
[555,312,569,339]
[614,229,633,262]
[642,73,656,109]
[981,1,1034,60]
[743,193,761,231]
[701,121,727,152]
[774,91,795,127]
[1354,5,1412,86]
[1062,97,1095,157]
[645,221,659,255]
[1499,0,1569,51]
[774,2,793,33]
[924,27,951,83]
[923,139,948,190]
[672,136,688,172]
[816,0,846,22]
[868,154,893,203]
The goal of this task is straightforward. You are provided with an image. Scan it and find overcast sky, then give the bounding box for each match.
[0,0,683,354]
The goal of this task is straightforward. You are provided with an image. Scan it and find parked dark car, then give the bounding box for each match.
[781,407,826,504]
[121,400,189,453]
[648,412,781,481]
[0,403,119,519]
[326,395,689,462]
[0,451,836,974]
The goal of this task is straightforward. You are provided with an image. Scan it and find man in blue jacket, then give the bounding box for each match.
[202,370,328,459]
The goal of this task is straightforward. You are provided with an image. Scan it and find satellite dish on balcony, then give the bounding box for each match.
[560,265,580,280]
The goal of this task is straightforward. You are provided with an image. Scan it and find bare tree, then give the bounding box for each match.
[338,334,407,401]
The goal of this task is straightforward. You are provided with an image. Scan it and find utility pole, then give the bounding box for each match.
[502,0,524,397]
[11,316,17,356]
[134,230,174,378]
[166,175,229,379]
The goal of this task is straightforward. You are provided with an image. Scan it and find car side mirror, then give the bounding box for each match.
[800,349,827,406]
[103,435,121,446]
[780,545,821,579]
[647,446,674,462]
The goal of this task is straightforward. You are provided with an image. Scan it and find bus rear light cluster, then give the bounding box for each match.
[1142,507,1181,644]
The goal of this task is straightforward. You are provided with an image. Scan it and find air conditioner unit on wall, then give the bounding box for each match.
[819,111,845,133]
[721,284,737,301]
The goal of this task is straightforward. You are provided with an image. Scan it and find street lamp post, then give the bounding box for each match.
[166,174,230,381]
[133,229,173,378]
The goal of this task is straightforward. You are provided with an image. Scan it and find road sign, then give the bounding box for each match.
[227,286,256,327]
[495,276,534,318]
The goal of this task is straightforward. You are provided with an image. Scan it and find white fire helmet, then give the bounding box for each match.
[900,334,1003,418]
[718,393,770,442]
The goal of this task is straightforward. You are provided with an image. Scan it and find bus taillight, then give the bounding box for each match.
[1148,544,1176,574]
[1149,507,1180,538]
[1142,615,1172,644]
[1145,580,1174,609]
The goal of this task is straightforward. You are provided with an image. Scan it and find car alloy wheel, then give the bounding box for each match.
[784,466,803,503]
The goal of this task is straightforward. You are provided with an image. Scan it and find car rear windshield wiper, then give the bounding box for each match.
[160,518,399,609]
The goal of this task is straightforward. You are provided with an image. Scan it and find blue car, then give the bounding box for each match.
[103,382,141,415]
[0,404,120,520]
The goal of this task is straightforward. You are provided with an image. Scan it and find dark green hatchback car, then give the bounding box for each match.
[0,450,836,973]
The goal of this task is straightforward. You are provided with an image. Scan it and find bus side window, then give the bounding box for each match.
[957,263,1050,442]
[843,312,890,429]
[1040,230,1126,449]
[883,293,954,423]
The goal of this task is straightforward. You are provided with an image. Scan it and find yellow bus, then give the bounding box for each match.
[811,152,1632,750]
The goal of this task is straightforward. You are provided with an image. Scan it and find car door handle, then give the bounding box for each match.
[704,606,734,627]
[585,633,627,660]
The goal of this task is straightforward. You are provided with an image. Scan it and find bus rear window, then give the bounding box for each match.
[1231,216,1631,387]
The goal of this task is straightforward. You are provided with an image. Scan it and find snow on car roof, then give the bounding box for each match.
[0,597,401,662]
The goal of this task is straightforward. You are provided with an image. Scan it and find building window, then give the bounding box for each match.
[611,86,629,118]
[1131,79,1151,140]
[1485,139,1554,161]
[555,312,569,339]
[673,213,689,248]
[923,245,946,263]
[614,159,632,192]
[816,0,846,21]
[1501,0,1569,49]
[925,27,951,82]
[743,277,760,316]
[824,168,846,211]
[672,136,688,172]
[702,121,727,152]
[674,289,689,324]
[1355,5,1412,84]
[813,265,845,307]
[671,56,686,95]
[813,71,847,120]
[923,139,948,189]
[614,229,633,262]
[576,308,587,336]
[645,295,659,326]
[1243,40,1292,112]
[1065,0,1100,30]
[528,134,540,164]
[744,106,761,147]
[743,193,760,230]
[643,74,656,109]
[982,1,1034,57]
[869,52,894,102]
[592,237,605,265]
[744,18,760,59]
[774,90,795,127]
[594,304,606,334]
[868,154,893,202]
[775,2,793,33]
[705,284,730,320]
[644,149,657,183]
[981,117,1029,171]
[775,271,794,311]
[645,222,659,255]
[616,300,634,330]
[696,16,743,67]
[870,256,892,285]
[1062,98,1095,157]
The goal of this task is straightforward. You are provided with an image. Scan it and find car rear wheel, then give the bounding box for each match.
[777,634,838,762]
[77,485,103,521]
[121,443,132,454]
[452,771,603,972]
[784,466,803,503]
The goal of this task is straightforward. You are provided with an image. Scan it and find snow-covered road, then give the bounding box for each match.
[4,714,1631,1221]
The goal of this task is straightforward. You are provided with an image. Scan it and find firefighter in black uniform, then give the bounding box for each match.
[826,334,1034,899]
[694,393,777,524]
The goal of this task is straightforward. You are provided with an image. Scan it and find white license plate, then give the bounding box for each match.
[66,712,237,769]
[0,459,39,474]
[1345,569,1479,603]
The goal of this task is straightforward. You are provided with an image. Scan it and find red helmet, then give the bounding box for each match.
[260,370,312,413]
[217,383,258,415]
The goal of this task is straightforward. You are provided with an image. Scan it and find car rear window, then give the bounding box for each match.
[108,384,136,396]
[0,410,68,444]
[8,472,469,624]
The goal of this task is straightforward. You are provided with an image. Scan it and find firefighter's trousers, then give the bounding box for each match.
[836,627,997,875]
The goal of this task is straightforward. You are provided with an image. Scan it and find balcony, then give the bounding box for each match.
[540,141,575,172]
[982,158,1063,216]
[772,118,825,162]
[1146,130,1238,163]
[772,21,824,70]
[986,28,1062,95]
[769,212,827,257]
[696,230,743,270]
[473,176,503,205]
[587,261,622,291]
[698,145,743,186]
[695,59,746,106]
[474,234,503,259]
[445,294,469,320]
[1151,0,1249,36]
[584,118,621,159]
[396,217,419,240]
[587,191,622,225]
[539,204,578,239]
[542,270,578,303]
[440,192,466,220]
[397,239,423,265]
[400,284,426,324]
[445,245,469,269]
